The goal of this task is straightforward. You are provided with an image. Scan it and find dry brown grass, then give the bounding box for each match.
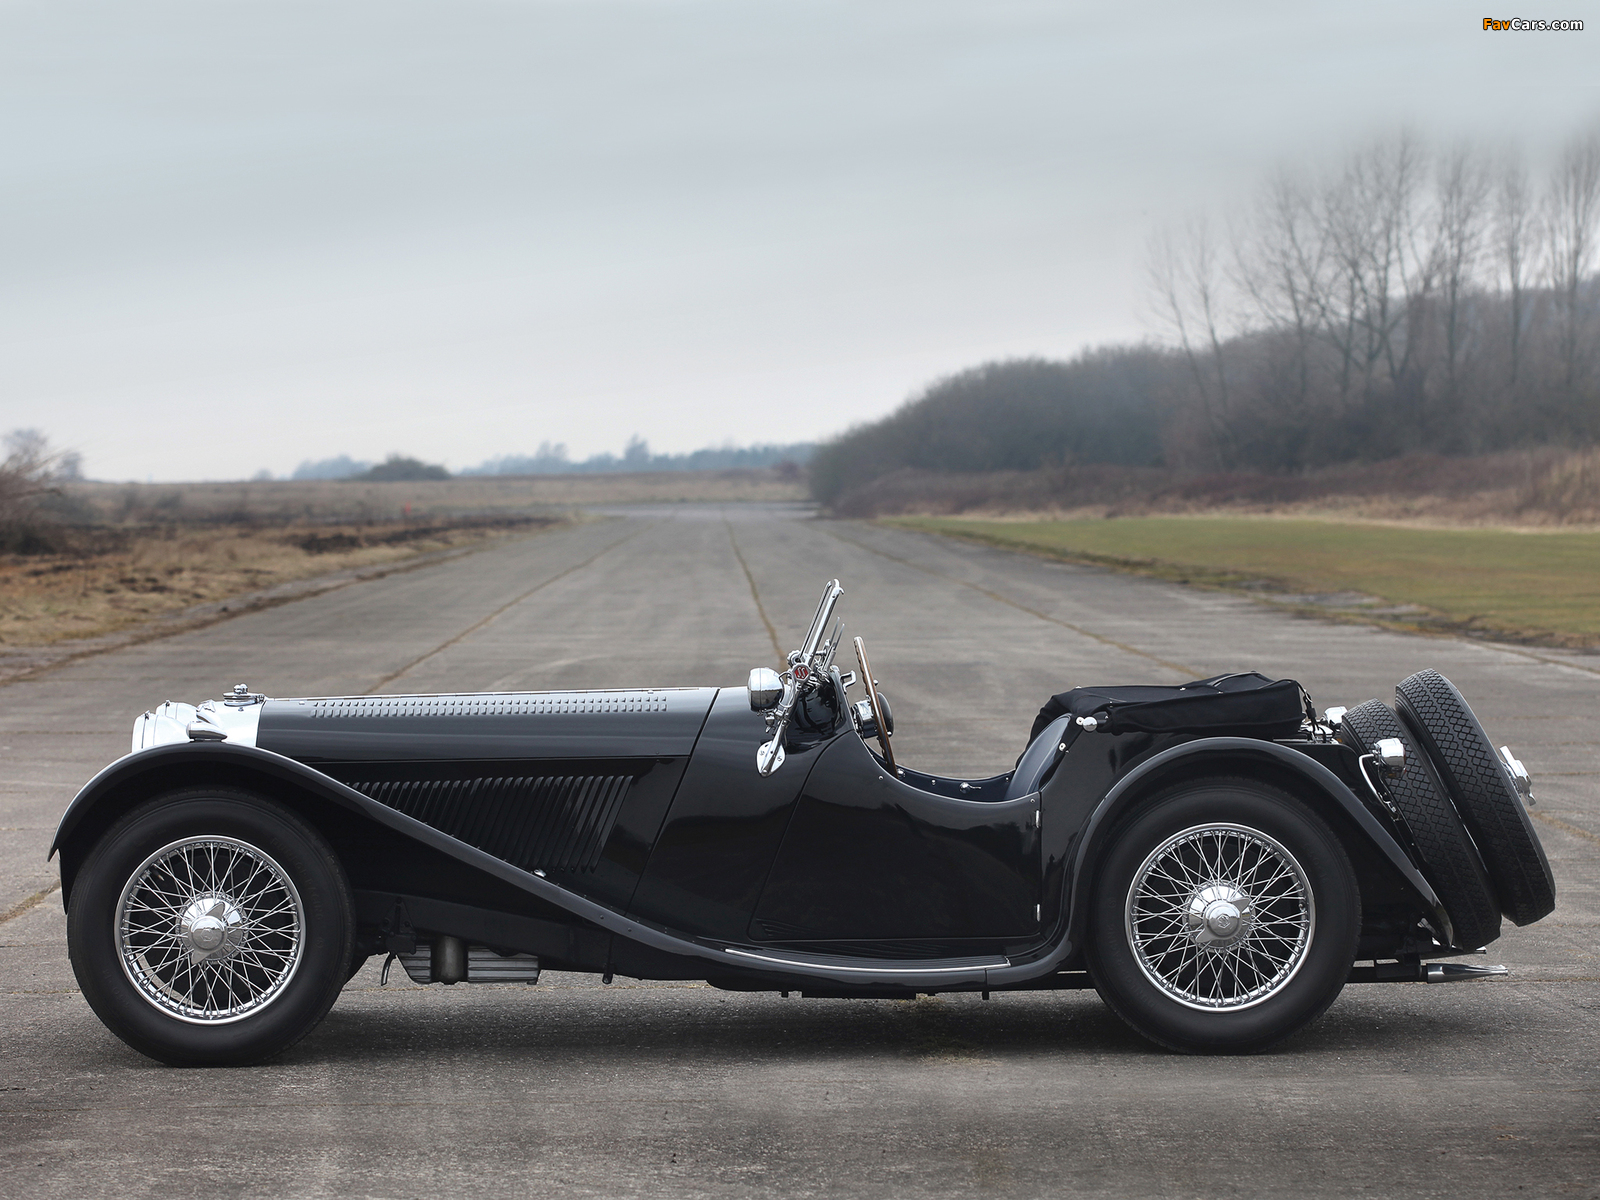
[69,467,807,524]
[0,516,564,649]
[830,448,1600,527]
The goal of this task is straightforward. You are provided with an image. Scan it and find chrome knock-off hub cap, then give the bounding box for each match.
[1186,883,1255,947]
[178,895,246,961]
[116,836,304,1024]
[1126,823,1314,1011]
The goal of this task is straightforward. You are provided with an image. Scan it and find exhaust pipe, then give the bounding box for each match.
[1347,957,1508,984]
[391,939,541,985]
[431,936,467,985]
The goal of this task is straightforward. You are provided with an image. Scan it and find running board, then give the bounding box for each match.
[719,945,1005,989]
[1348,960,1509,984]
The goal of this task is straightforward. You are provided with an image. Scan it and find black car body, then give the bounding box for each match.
[52,580,1555,1062]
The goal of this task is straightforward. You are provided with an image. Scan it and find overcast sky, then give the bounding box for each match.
[1,0,1596,481]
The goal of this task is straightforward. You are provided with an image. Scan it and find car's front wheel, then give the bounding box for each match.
[1086,777,1359,1053]
[67,787,353,1066]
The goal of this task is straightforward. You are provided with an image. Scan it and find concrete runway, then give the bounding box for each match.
[2,505,1596,1198]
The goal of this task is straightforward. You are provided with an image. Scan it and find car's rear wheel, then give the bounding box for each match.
[1340,699,1501,951]
[67,788,353,1066]
[1085,777,1359,1054]
[1395,670,1555,926]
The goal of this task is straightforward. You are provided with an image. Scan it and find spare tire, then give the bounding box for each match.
[1395,670,1555,926]
[1339,699,1501,951]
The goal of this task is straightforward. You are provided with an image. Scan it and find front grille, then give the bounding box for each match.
[351,774,632,874]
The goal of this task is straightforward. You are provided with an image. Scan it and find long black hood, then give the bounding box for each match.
[255,687,720,763]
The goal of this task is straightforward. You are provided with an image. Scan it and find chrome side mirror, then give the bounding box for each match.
[756,734,786,776]
[748,668,784,712]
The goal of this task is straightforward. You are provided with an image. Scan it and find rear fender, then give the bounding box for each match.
[1061,738,1445,952]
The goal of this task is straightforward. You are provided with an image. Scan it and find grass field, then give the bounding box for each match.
[894,515,1600,646]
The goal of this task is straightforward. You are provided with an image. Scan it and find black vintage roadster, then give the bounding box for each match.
[52,580,1554,1063]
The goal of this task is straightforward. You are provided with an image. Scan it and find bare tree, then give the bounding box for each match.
[1543,128,1600,403]
[1433,145,1491,408]
[1379,136,1442,429]
[1495,155,1535,389]
[0,429,80,530]
[1316,164,1372,406]
[1317,139,1422,402]
[1148,219,1236,467]
[1236,174,1327,418]
[1137,127,1600,472]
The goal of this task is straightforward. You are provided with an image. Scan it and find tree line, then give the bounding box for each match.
[807,353,1168,505]
[811,128,1600,503]
[289,439,815,480]
[460,437,814,476]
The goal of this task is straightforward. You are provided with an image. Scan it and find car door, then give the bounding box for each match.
[750,733,1041,942]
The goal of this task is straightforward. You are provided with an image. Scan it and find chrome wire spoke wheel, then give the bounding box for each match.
[115,836,305,1024]
[1125,822,1315,1012]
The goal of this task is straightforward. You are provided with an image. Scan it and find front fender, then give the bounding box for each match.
[48,740,735,965]
[986,737,1445,987]
[51,741,366,865]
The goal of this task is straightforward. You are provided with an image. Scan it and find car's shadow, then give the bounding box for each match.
[267,979,1517,1069]
[16,976,1521,1077]
[305,987,1149,1062]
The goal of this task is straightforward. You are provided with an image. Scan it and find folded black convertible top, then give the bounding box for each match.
[1029,672,1311,743]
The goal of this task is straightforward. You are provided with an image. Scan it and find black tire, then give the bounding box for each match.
[1085,777,1360,1054]
[1340,699,1501,951]
[1395,670,1555,926]
[67,788,354,1066]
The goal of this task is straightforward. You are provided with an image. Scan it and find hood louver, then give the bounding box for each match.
[351,774,633,875]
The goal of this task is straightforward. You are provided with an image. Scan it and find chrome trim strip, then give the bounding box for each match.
[722,947,1007,974]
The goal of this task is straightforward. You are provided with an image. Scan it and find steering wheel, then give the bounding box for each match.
[852,636,896,771]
